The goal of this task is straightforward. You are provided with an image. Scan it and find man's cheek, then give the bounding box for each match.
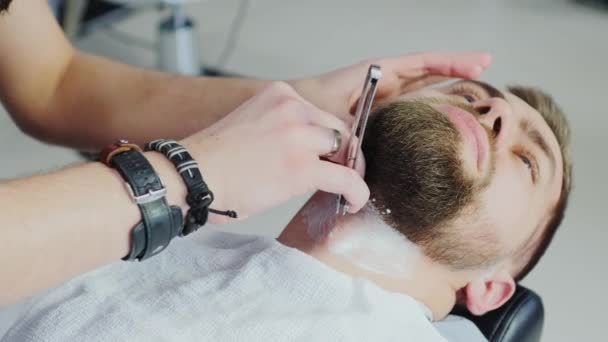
[479,174,530,241]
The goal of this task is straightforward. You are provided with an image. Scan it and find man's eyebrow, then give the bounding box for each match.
[465,80,506,100]
[520,119,556,180]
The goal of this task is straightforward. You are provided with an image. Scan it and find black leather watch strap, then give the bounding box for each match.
[112,151,166,203]
[110,149,183,261]
[123,200,183,260]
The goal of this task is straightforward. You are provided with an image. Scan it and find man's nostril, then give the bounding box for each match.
[492,117,502,136]
[478,106,491,115]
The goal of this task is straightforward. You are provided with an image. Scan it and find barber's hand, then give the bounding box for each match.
[289,52,492,115]
[180,82,368,224]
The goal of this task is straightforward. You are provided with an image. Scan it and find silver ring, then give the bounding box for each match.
[323,129,342,158]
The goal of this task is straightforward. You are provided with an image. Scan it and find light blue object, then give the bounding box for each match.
[434,315,489,342]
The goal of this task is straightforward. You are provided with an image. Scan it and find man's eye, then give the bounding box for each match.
[520,155,532,170]
[461,94,476,103]
[518,153,537,182]
[449,83,484,102]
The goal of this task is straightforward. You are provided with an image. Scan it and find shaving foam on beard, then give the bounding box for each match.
[326,206,422,279]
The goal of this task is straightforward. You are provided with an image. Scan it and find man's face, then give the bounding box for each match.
[363,80,564,272]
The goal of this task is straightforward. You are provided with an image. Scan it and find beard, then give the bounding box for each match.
[362,98,499,270]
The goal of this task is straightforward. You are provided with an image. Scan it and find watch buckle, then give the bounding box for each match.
[125,183,167,204]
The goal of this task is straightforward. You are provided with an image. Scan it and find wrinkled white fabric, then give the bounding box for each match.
[2,230,449,342]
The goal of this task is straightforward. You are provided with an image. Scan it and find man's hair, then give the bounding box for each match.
[508,86,572,281]
[0,0,12,12]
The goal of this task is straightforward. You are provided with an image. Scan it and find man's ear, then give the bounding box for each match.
[462,269,516,316]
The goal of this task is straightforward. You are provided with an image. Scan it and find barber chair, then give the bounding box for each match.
[63,0,208,76]
[453,285,544,342]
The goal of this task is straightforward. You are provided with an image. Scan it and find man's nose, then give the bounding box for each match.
[472,98,513,149]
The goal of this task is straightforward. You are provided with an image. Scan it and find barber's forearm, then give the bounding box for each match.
[0,0,268,150]
[0,153,187,307]
[33,52,270,150]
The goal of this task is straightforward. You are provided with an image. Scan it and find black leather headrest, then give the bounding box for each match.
[453,285,544,342]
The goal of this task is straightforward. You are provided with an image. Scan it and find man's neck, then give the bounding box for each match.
[278,192,459,320]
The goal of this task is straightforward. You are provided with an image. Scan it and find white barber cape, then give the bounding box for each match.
[2,230,473,342]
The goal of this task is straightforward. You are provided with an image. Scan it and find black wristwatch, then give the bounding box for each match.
[101,140,183,261]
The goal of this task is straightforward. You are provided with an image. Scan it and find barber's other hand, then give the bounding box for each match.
[290,52,492,115]
[180,82,368,224]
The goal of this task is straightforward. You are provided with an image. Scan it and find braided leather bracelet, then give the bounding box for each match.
[146,139,237,235]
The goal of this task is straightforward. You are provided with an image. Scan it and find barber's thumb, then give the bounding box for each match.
[342,173,370,213]
[315,161,370,213]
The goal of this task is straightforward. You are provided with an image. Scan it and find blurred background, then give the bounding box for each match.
[0,0,606,341]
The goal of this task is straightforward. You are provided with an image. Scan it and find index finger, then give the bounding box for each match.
[385,52,493,80]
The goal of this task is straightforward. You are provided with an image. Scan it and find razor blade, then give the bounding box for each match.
[336,64,382,215]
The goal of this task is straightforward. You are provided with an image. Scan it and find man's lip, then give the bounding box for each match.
[438,104,489,174]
